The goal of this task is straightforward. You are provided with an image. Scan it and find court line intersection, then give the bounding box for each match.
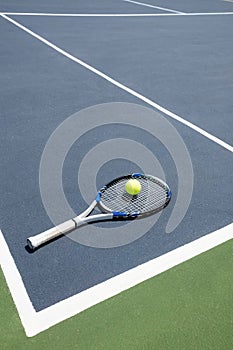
[1,225,233,336]
[123,0,185,14]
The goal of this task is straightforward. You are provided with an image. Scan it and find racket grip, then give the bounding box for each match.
[27,219,76,250]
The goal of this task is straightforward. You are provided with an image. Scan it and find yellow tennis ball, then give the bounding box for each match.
[125,179,141,195]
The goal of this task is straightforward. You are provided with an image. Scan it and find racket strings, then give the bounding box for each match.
[100,175,169,215]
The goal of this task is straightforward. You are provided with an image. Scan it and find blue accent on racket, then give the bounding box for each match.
[112,211,128,217]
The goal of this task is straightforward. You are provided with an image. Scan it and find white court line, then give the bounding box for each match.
[222,0,233,3]
[1,12,233,16]
[1,14,233,153]
[123,0,185,14]
[1,224,233,336]
[0,231,40,337]
[184,11,233,15]
[1,12,179,17]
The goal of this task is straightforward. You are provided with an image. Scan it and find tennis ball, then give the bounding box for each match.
[125,179,141,195]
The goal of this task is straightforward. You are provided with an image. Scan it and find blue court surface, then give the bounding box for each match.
[0,0,233,335]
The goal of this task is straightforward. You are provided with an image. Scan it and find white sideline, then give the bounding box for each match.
[0,232,40,336]
[1,12,233,16]
[123,0,185,14]
[1,14,233,153]
[1,224,233,336]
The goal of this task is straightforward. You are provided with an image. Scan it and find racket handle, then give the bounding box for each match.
[27,219,76,250]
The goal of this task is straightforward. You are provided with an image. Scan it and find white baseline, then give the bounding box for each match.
[1,12,233,16]
[1,14,233,153]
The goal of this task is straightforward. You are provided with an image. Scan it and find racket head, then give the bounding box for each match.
[97,173,171,218]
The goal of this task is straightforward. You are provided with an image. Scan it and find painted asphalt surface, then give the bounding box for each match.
[0,0,166,14]
[1,0,233,14]
[1,1,233,311]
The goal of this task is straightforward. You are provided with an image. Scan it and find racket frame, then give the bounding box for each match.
[27,173,171,250]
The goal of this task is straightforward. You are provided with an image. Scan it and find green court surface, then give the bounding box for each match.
[1,239,233,349]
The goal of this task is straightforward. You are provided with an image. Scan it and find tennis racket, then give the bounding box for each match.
[27,173,171,250]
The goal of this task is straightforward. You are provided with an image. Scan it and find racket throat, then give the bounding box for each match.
[73,213,114,226]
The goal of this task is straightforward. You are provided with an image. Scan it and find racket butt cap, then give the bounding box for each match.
[27,238,34,251]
